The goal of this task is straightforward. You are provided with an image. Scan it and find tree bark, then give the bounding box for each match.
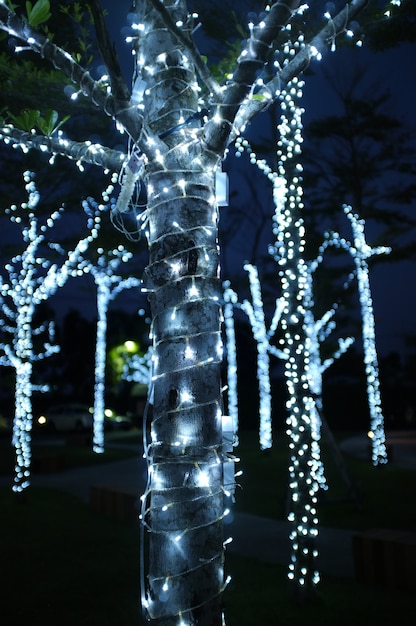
[143,165,225,624]
[136,3,226,623]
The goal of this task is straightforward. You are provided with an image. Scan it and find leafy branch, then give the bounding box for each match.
[0,1,141,137]
[7,108,69,135]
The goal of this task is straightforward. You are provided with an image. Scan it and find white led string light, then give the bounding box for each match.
[222,282,239,447]
[236,34,323,595]
[303,265,356,489]
[241,263,286,450]
[344,206,389,464]
[91,266,142,454]
[272,69,323,597]
[74,220,143,454]
[312,209,390,466]
[127,5,235,623]
[0,172,101,492]
[122,344,153,385]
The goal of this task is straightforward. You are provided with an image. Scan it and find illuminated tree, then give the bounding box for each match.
[0,171,100,492]
[312,206,391,464]
[78,226,142,453]
[0,0,402,620]
[222,282,240,443]
[240,263,285,449]
[122,342,152,385]
[234,46,387,599]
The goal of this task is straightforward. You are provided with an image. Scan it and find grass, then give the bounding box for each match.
[234,429,416,531]
[1,486,414,626]
[0,487,142,626]
[0,429,140,476]
[0,428,415,624]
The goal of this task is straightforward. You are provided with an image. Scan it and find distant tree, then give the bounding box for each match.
[0,171,101,491]
[80,233,142,453]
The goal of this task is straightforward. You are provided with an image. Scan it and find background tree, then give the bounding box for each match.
[77,213,143,453]
[0,170,101,492]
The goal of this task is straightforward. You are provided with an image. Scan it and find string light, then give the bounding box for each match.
[0,172,101,492]
[312,210,390,466]
[74,219,143,454]
[239,37,323,596]
[222,283,239,446]
[343,206,389,465]
[241,264,274,451]
[126,6,237,622]
[0,0,401,619]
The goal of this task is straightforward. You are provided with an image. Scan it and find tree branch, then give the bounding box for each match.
[0,124,126,172]
[0,3,143,140]
[88,0,131,102]
[203,0,301,154]
[111,276,142,300]
[147,0,223,99]
[234,0,374,132]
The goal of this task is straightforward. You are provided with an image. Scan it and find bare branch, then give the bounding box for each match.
[203,0,301,154]
[0,124,126,172]
[234,0,374,131]
[89,0,131,102]
[0,3,143,140]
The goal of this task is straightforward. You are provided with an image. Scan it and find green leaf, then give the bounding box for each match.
[36,109,70,136]
[26,0,52,28]
[9,109,41,132]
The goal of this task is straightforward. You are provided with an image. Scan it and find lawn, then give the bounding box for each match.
[234,429,416,530]
[0,429,140,476]
[0,429,415,625]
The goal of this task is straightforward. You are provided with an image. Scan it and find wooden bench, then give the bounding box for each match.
[90,485,140,523]
[353,528,416,591]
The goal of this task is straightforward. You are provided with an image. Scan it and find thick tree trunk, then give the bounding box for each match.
[142,164,225,624]
[135,5,226,622]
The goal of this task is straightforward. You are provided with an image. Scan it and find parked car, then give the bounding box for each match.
[37,404,93,432]
[37,404,132,432]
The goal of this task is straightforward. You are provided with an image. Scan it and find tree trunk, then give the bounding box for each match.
[142,163,225,624]
[12,307,35,492]
[136,4,226,622]
[272,74,320,603]
[92,279,110,453]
